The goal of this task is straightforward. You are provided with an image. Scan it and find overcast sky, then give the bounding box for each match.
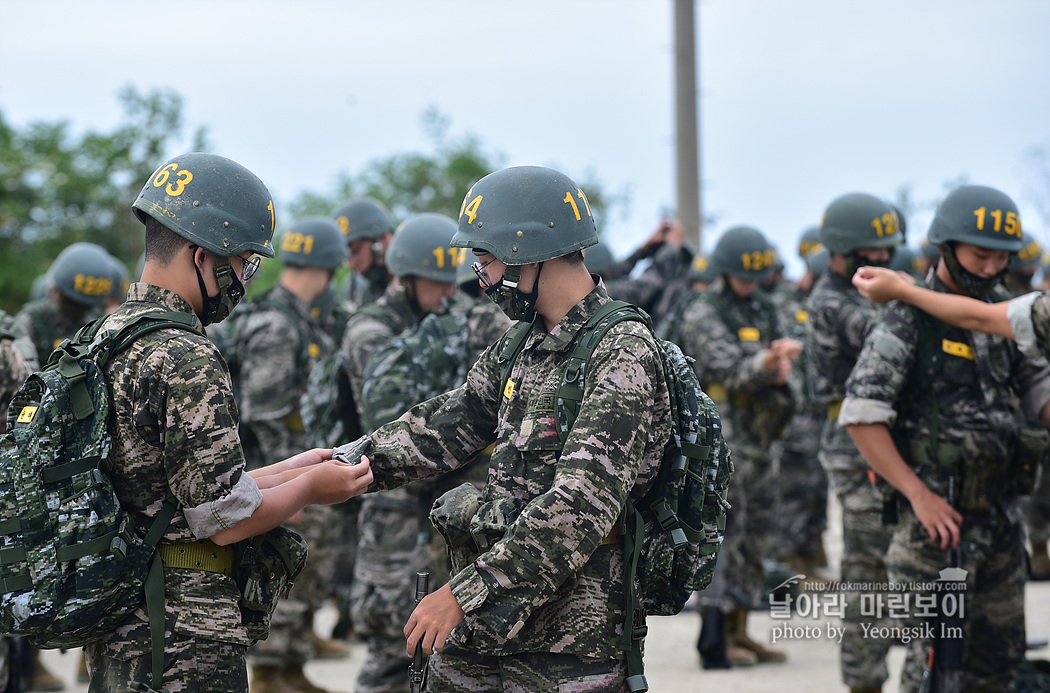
[2,1,1048,276]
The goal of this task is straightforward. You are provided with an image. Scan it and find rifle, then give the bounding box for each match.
[409,571,431,693]
[919,473,964,693]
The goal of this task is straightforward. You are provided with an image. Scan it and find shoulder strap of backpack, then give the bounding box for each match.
[496,319,536,399]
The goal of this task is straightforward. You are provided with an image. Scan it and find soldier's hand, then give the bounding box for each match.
[852,266,913,304]
[404,583,465,656]
[284,448,334,470]
[305,457,373,505]
[909,486,963,550]
[771,337,803,361]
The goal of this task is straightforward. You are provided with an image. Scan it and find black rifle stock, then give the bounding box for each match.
[919,474,964,693]
[409,571,431,693]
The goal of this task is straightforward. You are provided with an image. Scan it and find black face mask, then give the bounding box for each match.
[846,249,894,277]
[194,253,245,326]
[941,244,1005,298]
[484,263,542,322]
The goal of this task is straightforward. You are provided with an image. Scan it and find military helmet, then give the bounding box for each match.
[583,241,616,276]
[688,252,718,283]
[710,226,776,281]
[105,252,131,302]
[331,197,394,244]
[451,166,598,265]
[819,193,903,255]
[278,217,347,270]
[48,242,119,306]
[1008,232,1042,272]
[920,236,941,263]
[797,226,822,259]
[927,185,1023,252]
[888,245,924,279]
[805,247,830,278]
[133,152,276,258]
[385,213,462,282]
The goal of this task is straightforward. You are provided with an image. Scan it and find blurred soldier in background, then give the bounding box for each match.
[681,225,800,669]
[1002,232,1043,298]
[333,198,396,309]
[887,245,925,280]
[239,217,350,693]
[805,192,902,693]
[15,241,113,361]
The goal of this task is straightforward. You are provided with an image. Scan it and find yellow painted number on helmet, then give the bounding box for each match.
[335,216,350,235]
[432,246,467,268]
[281,233,314,255]
[870,212,899,237]
[268,200,276,232]
[740,249,773,272]
[462,194,483,225]
[152,163,194,197]
[973,207,1022,237]
[563,192,581,221]
[73,274,114,296]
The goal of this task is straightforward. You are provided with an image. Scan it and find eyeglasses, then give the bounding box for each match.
[238,254,261,282]
[471,256,499,288]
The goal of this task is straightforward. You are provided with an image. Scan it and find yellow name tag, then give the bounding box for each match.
[504,379,516,399]
[17,406,38,424]
[942,339,973,360]
[308,343,320,358]
[738,327,761,342]
[795,310,808,325]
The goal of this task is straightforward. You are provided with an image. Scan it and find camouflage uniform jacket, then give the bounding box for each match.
[238,284,334,467]
[93,283,262,656]
[14,295,100,364]
[839,274,1050,512]
[1007,290,1050,363]
[677,279,792,451]
[340,284,419,419]
[0,312,33,433]
[804,269,881,471]
[359,283,671,659]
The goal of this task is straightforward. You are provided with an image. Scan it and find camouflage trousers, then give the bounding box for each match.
[250,504,339,666]
[772,414,828,561]
[696,439,778,610]
[423,644,626,693]
[828,469,893,690]
[86,626,248,693]
[888,507,1026,693]
[352,488,431,693]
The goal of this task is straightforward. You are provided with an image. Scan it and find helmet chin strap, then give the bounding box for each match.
[193,251,240,325]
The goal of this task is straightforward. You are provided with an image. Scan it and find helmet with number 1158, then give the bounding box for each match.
[451,166,598,264]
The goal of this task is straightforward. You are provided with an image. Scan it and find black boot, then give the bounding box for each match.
[697,607,732,669]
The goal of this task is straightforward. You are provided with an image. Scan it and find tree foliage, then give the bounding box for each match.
[0,87,208,313]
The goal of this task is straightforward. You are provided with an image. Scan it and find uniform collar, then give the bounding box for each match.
[125,282,203,329]
[530,281,613,354]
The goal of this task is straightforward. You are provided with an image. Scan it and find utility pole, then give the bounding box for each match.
[674,0,701,249]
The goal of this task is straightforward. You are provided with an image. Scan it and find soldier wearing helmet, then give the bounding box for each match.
[805,192,902,693]
[332,197,396,308]
[334,165,672,691]
[234,216,353,692]
[841,185,1050,691]
[86,153,372,693]
[15,241,114,360]
[676,225,799,669]
[1001,232,1043,298]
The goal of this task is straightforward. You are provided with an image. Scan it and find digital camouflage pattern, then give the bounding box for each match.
[336,284,671,662]
[763,279,828,565]
[805,268,896,690]
[86,283,264,690]
[425,646,627,692]
[676,280,790,610]
[0,313,33,432]
[235,284,340,668]
[15,294,101,365]
[840,272,1050,691]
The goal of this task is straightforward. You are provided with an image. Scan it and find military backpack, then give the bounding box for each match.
[497,299,733,693]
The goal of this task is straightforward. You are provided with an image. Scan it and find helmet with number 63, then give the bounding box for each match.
[386,213,462,282]
[279,217,347,270]
[710,226,776,281]
[451,166,598,265]
[133,152,276,258]
[927,185,1023,252]
[819,193,903,255]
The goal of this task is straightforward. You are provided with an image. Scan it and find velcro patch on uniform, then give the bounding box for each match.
[738,327,761,342]
[873,334,904,361]
[941,339,974,360]
[795,310,808,324]
[16,406,37,424]
[504,379,516,399]
[308,343,320,358]
[526,392,555,415]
